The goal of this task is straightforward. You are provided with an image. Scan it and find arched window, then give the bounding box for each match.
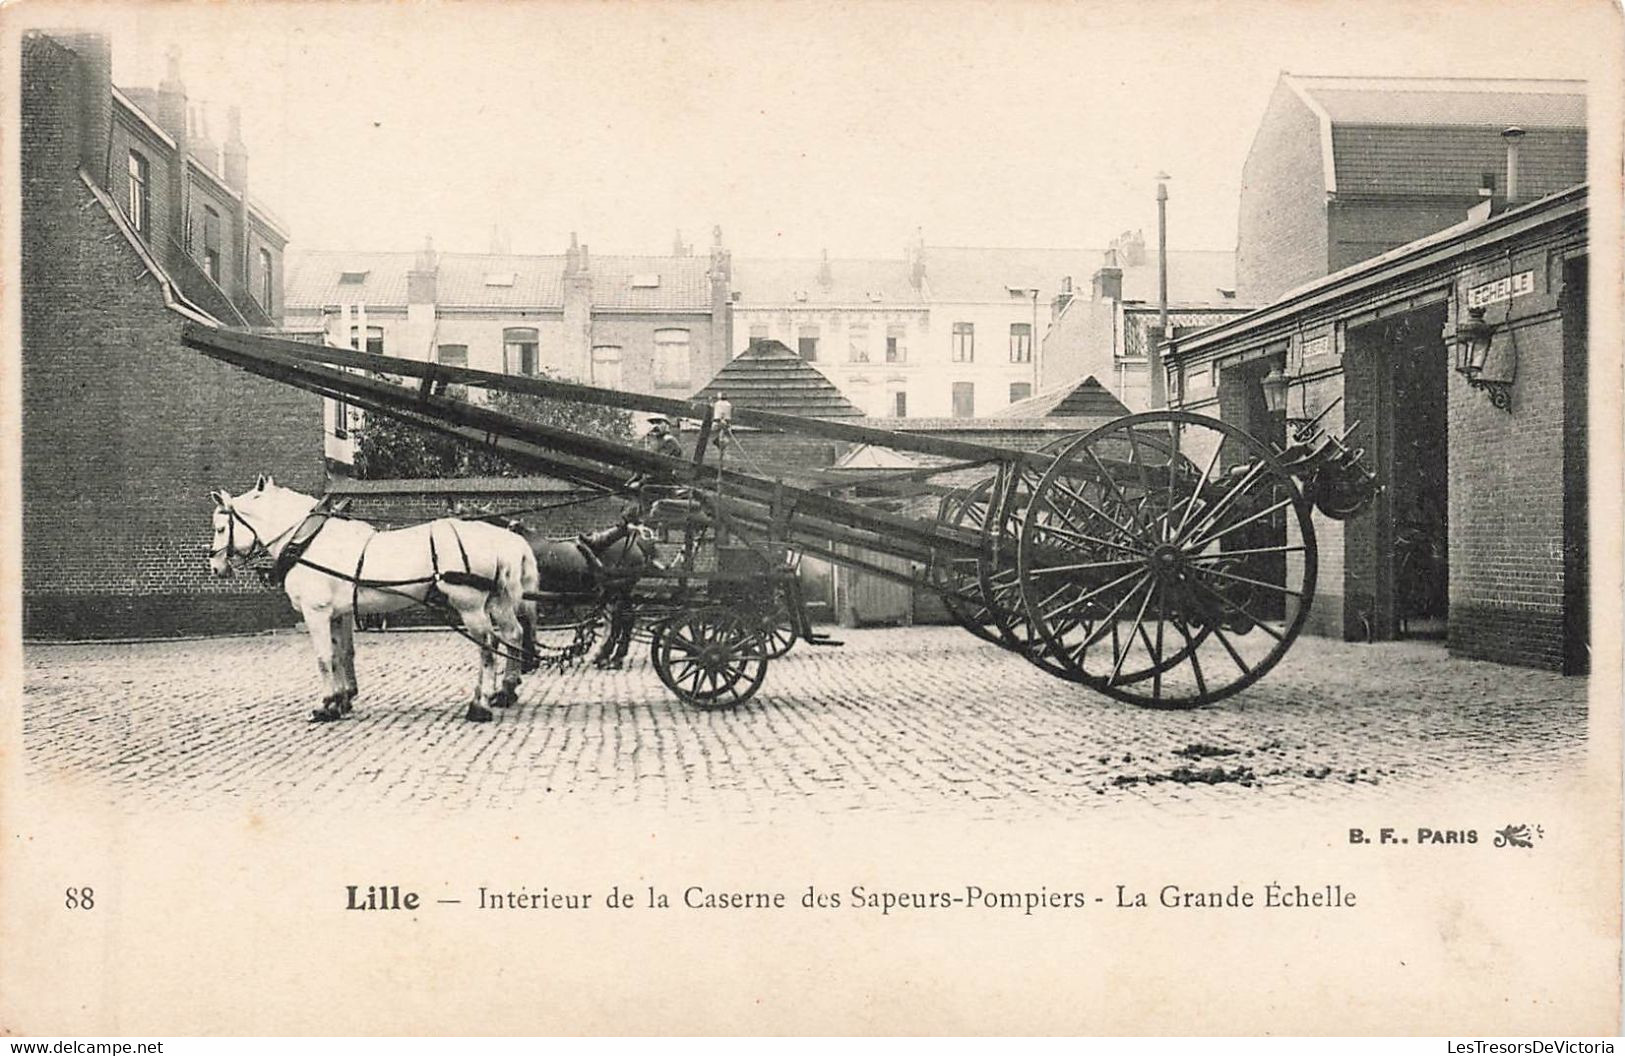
[504,327,539,375]
[654,329,691,388]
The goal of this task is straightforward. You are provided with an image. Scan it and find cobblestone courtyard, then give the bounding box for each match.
[21,625,1588,818]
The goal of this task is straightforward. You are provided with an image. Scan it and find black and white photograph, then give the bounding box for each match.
[3,0,1620,1037]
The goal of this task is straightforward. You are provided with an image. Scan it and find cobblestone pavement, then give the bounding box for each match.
[21,625,1587,819]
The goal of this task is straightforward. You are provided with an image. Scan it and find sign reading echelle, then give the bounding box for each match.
[1467,270,1534,308]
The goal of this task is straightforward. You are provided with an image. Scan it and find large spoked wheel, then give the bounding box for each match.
[650,606,769,709]
[978,438,1087,681]
[930,478,1006,647]
[1016,411,1316,709]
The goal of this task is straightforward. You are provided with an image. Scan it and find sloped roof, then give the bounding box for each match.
[990,375,1132,420]
[922,246,1237,306]
[1287,75,1586,128]
[284,250,715,312]
[693,339,865,417]
[732,257,925,306]
[1277,74,1588,199]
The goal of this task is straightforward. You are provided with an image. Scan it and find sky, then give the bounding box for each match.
[32,0,1615,260]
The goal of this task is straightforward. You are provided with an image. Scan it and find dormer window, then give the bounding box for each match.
[483,272,516,287]
[338,270,369,285]
[793,290,809,302]
[125,151,150,237]
[630,274,661,289]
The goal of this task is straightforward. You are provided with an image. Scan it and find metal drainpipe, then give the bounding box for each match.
[1152,173,1171,408]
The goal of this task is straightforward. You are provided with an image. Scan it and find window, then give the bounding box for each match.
[338,270,369,285]
[125,151,149,236]
[886,324,908,363]
[503,327,539,375]
[592,345,623,390]
[892,391,908,417]
[654,328,691,388]
[1009,323,1032,363]
[952,382,975,419]
[798,327,819,361]
[1009,382,1032,404]
[952,322,974,363]
[848,322,870,363]
[258,248,274,309]
[437,344,469,398]
[349,325,384,354]
[202,206,222,283]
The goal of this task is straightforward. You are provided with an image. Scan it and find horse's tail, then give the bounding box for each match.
[511,543,541,673]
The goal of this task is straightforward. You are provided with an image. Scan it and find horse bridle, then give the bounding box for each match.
[211,502,303,571]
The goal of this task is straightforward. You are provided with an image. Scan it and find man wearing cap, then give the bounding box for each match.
[642,415,685,461]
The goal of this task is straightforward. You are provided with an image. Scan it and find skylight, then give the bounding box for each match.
[630,274,661,288]
[483,272,516,287]
[338,270,369,284]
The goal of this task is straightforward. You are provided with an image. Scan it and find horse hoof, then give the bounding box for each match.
[489,689,514,709]
[467,703,494,723]
[311,705,343,723]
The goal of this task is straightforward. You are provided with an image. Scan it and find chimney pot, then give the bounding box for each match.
[1502,126,1526,204]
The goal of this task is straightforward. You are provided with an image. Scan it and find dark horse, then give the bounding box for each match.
[507,506,661,669]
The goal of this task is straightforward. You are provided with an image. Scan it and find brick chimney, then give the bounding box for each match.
[1091,249,1123,302]
[908,227,926,289]
[50,32,113,183]
[189,103,220,173]
[405,235,439,360]
[1052,275,1076,319]
[562,232,592,380]
[709,224,733,377]
[222,105,252,307]
[156,48,190,271]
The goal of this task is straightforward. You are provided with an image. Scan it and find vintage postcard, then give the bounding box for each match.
[1,0,1620,1036]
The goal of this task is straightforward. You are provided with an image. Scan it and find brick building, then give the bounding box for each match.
[1236,74,1586,304]
[1166,185,1589,673]
[21,31,324,639]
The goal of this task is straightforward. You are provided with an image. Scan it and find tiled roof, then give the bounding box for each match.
[1329,125,1585,198]
[284,250,715,312]
[732,257,925,306]
[285,251,416,309]
[991,375,1131,420]
[1288,75,1586,128]
[922,246,1237,306]
[693,339,864,417]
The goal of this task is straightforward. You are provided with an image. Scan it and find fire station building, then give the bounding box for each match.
[1165,185,1589,673]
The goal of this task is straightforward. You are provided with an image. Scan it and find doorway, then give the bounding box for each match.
[1346,303,1450,640]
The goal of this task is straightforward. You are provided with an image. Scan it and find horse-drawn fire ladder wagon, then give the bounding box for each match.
[181,323,1379,711]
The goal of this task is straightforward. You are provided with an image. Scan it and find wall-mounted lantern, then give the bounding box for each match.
[1449,306,1514,410]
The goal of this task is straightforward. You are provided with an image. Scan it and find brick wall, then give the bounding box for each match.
[1446,272,1571,669]
[21,35,326,640]
[1236,81,1330,303]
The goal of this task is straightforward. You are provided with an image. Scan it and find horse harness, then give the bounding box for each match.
[237,497,494,613]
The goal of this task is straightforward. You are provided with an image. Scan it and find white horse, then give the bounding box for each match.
[208,475,539,723]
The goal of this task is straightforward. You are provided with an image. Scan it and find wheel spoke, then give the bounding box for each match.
[1078,571,1152,650]
[1049,477,1139,540]
[1109,577,1157,685]
[1042,566,1147,623]
[1181,460,1268,544]
[1031,521,1145,557]
[1185,543,1307,562]
[1027,556,1144,576]
[1172,615,1206,699]
[1189,495,1295,550]
[1173,434,1226,539]
[1190,564,1305,599]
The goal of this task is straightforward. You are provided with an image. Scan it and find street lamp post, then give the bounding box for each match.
[1152,172,1170,409]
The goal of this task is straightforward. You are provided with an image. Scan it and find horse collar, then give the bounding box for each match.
[265,500,336,587]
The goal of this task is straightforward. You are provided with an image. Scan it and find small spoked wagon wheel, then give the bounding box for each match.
[651,606,770,709]
[752,597,798,659]
[930,477,1006,647]
[1016,411,1317,709]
